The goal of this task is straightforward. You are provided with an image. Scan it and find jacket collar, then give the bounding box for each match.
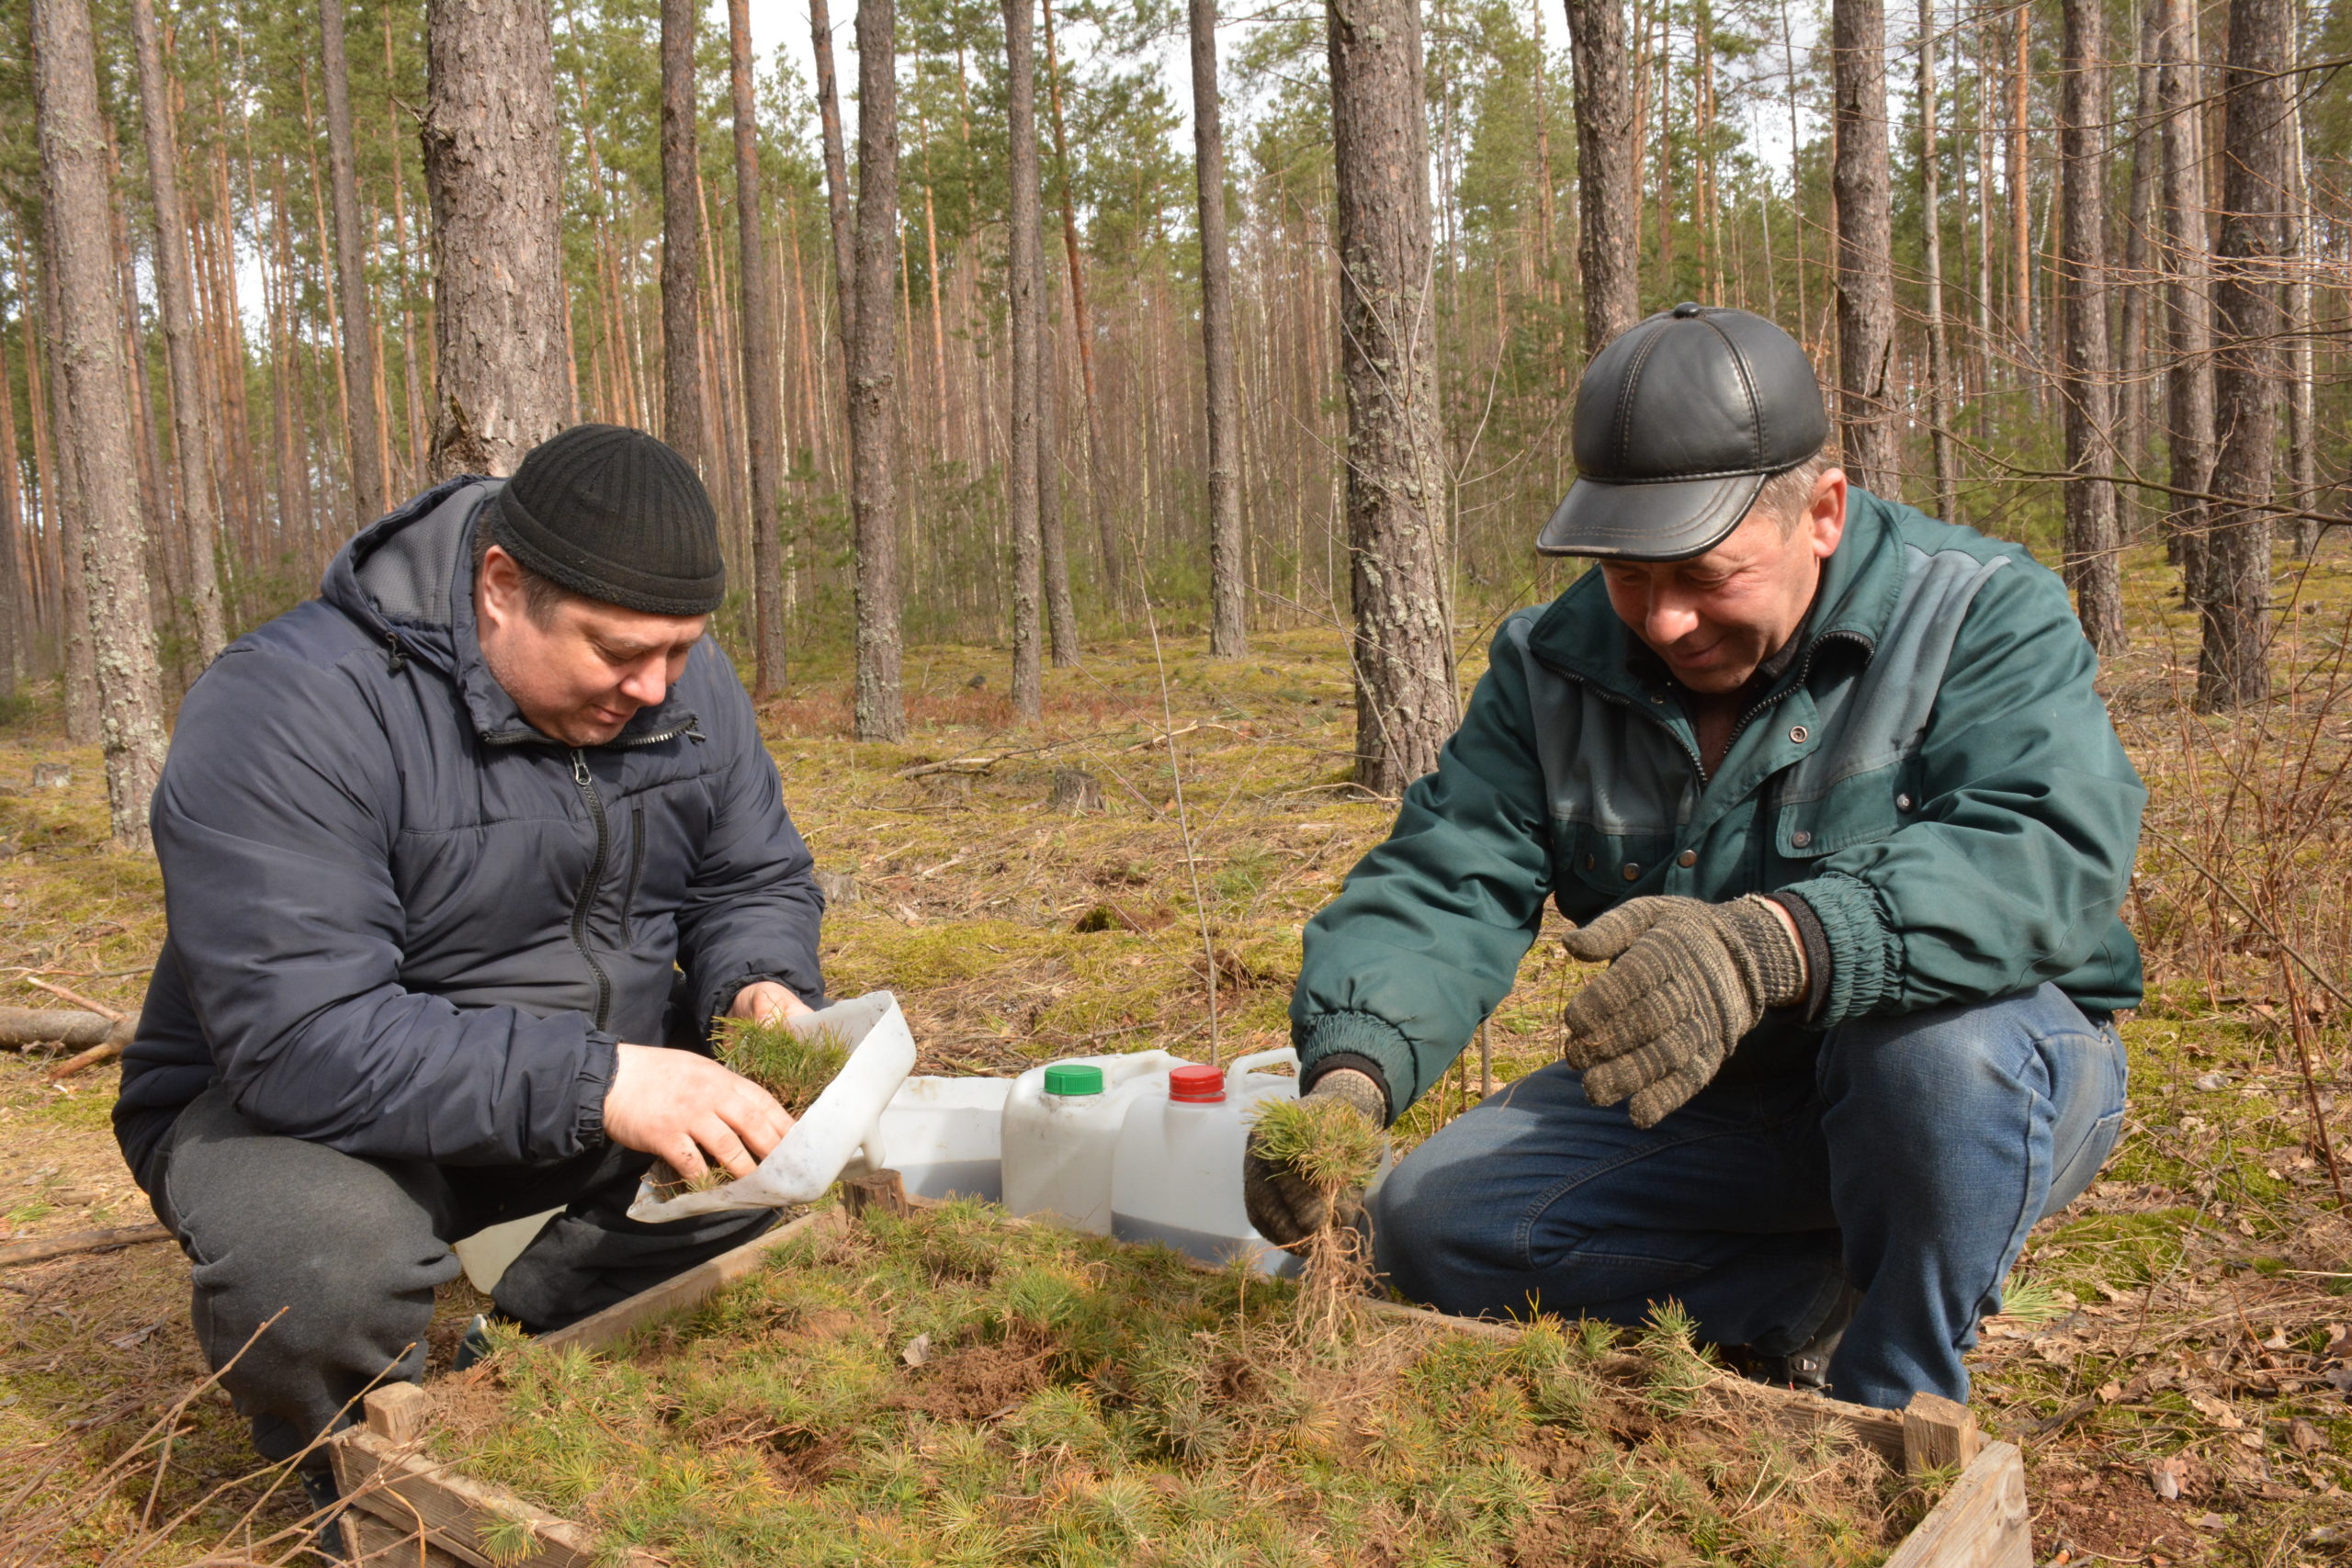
[320,478,695,749]
[1524,485,1904,700]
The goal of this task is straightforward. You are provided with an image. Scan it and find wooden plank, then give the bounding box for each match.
[341,1505,476,1568]
[534,1207,842,1356]
[1904,1390,1985,1474]
[1883,1441,2031,1568]
[335,1427,653,1568]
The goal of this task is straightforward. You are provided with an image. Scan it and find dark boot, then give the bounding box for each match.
[298,1468,351,1564]
[1746,1283,1862,1393]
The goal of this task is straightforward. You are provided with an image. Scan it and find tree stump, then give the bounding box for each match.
[1048,768,1103,813]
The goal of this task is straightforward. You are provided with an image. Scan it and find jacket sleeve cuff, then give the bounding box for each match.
[1295,1010,1415,1124]
[1300,1052,1395,1125]
[575,1032,619,1149]
[1774,871,1898,1024]
[1769,893,1835,1023]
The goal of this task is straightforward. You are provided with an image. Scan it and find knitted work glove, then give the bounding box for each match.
[1242,1068,1387,1249]
[1559,896,1806,1128]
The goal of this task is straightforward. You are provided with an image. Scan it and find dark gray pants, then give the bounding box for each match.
[148,1088,775,1469]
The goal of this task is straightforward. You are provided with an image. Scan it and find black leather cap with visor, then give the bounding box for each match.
[1538,303,1829,562]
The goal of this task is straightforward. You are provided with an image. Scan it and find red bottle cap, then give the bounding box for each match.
[1168,1064,1226,1104]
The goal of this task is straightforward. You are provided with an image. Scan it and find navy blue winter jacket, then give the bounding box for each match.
[114,477,825,1187]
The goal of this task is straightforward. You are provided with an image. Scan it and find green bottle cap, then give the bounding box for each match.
[1042,1063,1105,1097]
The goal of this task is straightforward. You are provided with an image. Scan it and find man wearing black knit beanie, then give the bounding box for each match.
[114,425,825,1521]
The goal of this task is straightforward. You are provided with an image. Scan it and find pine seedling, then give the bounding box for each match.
[1248,1094,1383,1338]
[715,1017,850,1111]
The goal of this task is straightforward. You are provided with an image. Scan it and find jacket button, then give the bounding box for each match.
[1677,850,1697,867]
[1896,793,1914,810]
[1789,725,1811,744]
[1791,829,1813,848]
[1622,863,1641,880]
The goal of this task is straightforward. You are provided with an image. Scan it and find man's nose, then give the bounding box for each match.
[618,658,668,708]
[1645,590,1700,647]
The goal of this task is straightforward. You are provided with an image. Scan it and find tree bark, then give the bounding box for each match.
[1005,0,1044,723]
[37,186,100,744]
[1564,0,1638,355]
[2197,0,2290,709]
[2157,0,2212,599]
[660,0,705,472]
[2284,81,2318,558]
[128,0,227,668]
[849,0,906,742]
[1916,0,1957,524]
[2058,0,2123,650]
[1329,0,1455,795]
[727,0,787,694]
[1038,310,1079,664]
[1041,0,1124,609]
[31,0,171,849]
[320,0,385,525]
[422,0,572,478]
[809,0,858,341]
[1190,0,1247,654]
[1831,0,1897,495]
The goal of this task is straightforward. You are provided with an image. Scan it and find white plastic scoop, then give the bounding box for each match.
[626,990,918,1223]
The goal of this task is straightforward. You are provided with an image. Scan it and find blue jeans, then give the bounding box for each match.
[1369,984,2127,1408]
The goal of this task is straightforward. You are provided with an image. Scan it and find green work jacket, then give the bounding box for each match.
[1291,488,2146,1117]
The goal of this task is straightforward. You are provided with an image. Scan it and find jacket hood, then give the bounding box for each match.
[318,477,696,748]
[1526,485,1905,697]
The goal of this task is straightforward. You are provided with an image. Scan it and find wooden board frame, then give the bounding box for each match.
[327,1184,2031,1568]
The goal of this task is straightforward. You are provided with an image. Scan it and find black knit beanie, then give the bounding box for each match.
[488,424,727,615]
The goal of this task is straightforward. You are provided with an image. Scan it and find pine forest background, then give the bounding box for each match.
[0,0,2346,726]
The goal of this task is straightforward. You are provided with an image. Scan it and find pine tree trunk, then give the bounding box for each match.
[727,0,788,694]
[2197,0,2290,709]
[130,0,227,667]
[809,0,858,337]
[1042,0,1124,609]
[1190,0,1247,654]
[2116,1,2160,508]
[0,311,24,694]
[1831,0,1897,495]
[2059,0,2123,650]
[1005,0,1044,723]
[320,0,385,525]
[1038,310,1079,664]
[37,219,99,744]
[31,0,170,849]
[1329,0,1455,795]
[422,0,572,478]
[849,0,906,742]
[2284,87,2318,558]
[1917,0,1957,524]
[2158,0,2212,598]
[1564,0,1638,355]
[660,0,704,471]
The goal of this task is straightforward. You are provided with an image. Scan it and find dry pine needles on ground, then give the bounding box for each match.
[427,1200,1935,1568]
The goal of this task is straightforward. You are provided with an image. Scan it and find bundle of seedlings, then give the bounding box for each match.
[431,1201,1934,1565]
[648,1019,851,1199]
[1245,1092,1385,1339]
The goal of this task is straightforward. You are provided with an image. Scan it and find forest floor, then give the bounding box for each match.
[0,539,2347,1565]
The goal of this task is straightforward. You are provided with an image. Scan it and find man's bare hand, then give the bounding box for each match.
[603,1043,793,1181]
[729,980,814,1026]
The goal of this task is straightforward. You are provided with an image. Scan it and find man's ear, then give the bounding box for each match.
[477,545,524,634]
[1805,468,1849,560]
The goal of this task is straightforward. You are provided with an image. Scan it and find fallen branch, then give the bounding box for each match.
[48,1032,131,1081]
[21,976,128,1020]
[0,1006,124,1048]
[0,1224,173,1269]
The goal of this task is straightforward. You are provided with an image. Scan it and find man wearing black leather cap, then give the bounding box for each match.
[115,424,824,1496]
[1247,306,2143,1408]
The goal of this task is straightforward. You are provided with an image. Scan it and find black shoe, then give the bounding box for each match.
[1747,1284,1861,1393]
[452,1312,494,1372]
[299,1469,350,1564]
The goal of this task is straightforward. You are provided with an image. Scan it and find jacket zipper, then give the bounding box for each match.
[568,750,614,1031]
[622,806,645,945]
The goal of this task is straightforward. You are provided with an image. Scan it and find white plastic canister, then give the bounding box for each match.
[867,1076,1012,1201]
[1001,1050,1188,1234]
[1110,1047,1301,1276]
